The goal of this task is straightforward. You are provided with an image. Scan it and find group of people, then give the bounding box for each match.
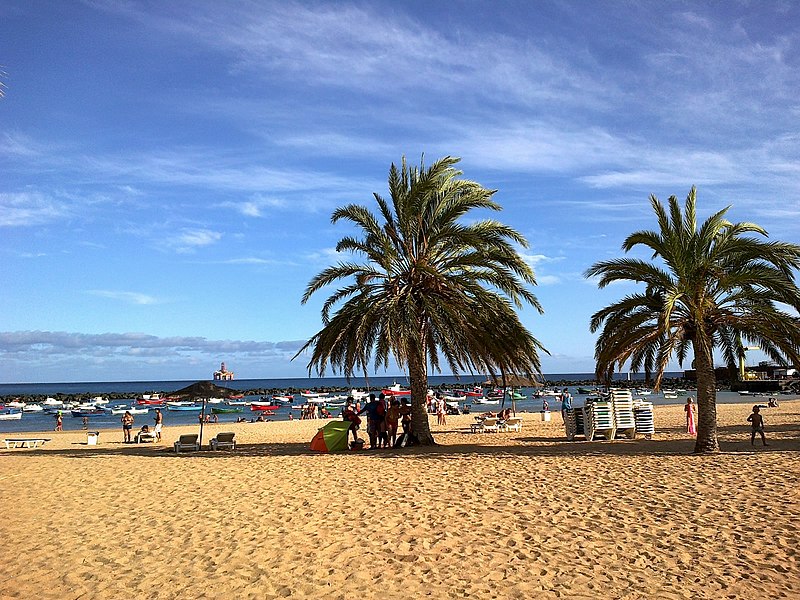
[342,393,412,449]
[121,408,163,443]
[298,404,332,419]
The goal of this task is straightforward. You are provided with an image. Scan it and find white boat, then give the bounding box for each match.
[0,410,23,420]
[22,404,44,412]
[663,390,678,399]
[43,397,65,408]
[109,406,149,415]
[91,396,109,405]
[473,398,500,405]
[301,391,324,398]
[273,395,294,403]
[6,401,25,409]
[349,389,369,400]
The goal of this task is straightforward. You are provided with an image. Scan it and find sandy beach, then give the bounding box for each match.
[1,400,798,599]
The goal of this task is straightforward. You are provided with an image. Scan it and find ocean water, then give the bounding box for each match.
[2,371,786,435]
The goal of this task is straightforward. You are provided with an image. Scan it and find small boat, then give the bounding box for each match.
[137,393,166,405]
[250,403,280,411]
[509,392,527,401]
[166,403,202,412]
[109,406,149,415]
[22,404,44,412]
[473,398,500,405]
[6,401,25,409]
[272,395,294,403]
[382,384,411,396]
[349,389,369,400]
[301,391,324,398]
[71,408,105,417]
[576,387,595,395]
[0,410,23,421]
[43,397,66,408]
[211,406,243,414]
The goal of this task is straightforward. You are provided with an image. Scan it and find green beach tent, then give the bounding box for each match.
[310,420,352,452]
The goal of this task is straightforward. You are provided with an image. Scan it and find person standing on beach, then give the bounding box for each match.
[560,389,572,423]
[747,405,769,447]
[385,398,400,447]
[358,394,382,449]
[400,398,412,437]
[154,409,163,441]
[54,411,63,432]
[684,397,697,436]
[121,411,134,443]
[436,394,446,426]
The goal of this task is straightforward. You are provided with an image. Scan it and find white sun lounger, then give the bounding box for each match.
[4,438,51,449]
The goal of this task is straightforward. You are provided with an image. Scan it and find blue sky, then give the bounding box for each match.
[2,1,799,383]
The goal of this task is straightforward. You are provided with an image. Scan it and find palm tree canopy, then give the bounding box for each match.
[586,187,800,388]
[296,155,547,382]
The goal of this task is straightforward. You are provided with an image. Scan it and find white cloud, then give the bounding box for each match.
[0,191,69,226]
[86,290,162,305]
[168,228,223,252]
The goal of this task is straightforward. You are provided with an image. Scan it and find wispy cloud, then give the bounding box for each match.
[0,191,70,226]
[165,228,223,253]
[86,290,163,305]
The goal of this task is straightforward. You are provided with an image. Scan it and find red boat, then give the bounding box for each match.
[381,388,411,396]
[250,403,280,411]
[136,394,166,405]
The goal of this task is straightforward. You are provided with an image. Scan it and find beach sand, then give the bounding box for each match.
[1,400,798,599]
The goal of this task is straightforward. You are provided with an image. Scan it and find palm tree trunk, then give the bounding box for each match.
[693,338,719,453]
[408,346,435,445]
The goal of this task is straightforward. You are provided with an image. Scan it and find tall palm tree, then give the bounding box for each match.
[296,155,547,444]
[586,187,800,453]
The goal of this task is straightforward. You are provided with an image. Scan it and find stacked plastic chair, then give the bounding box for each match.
[564,407,585,441]
[610,389,636,439]
[633,399,655,437]
[583,396,615,441]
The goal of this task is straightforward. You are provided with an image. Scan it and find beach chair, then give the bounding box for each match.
[173,434,200,453]
[209,432,236,451]
[135,431,157,444]
[479,417,500,433]
[4,438,51,449]
[504,417,522,432]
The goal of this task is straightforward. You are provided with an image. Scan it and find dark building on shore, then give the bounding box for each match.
[684,362,799,392]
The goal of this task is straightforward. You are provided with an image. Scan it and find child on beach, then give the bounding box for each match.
[684,397,697,436]
[747,405,769,447]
